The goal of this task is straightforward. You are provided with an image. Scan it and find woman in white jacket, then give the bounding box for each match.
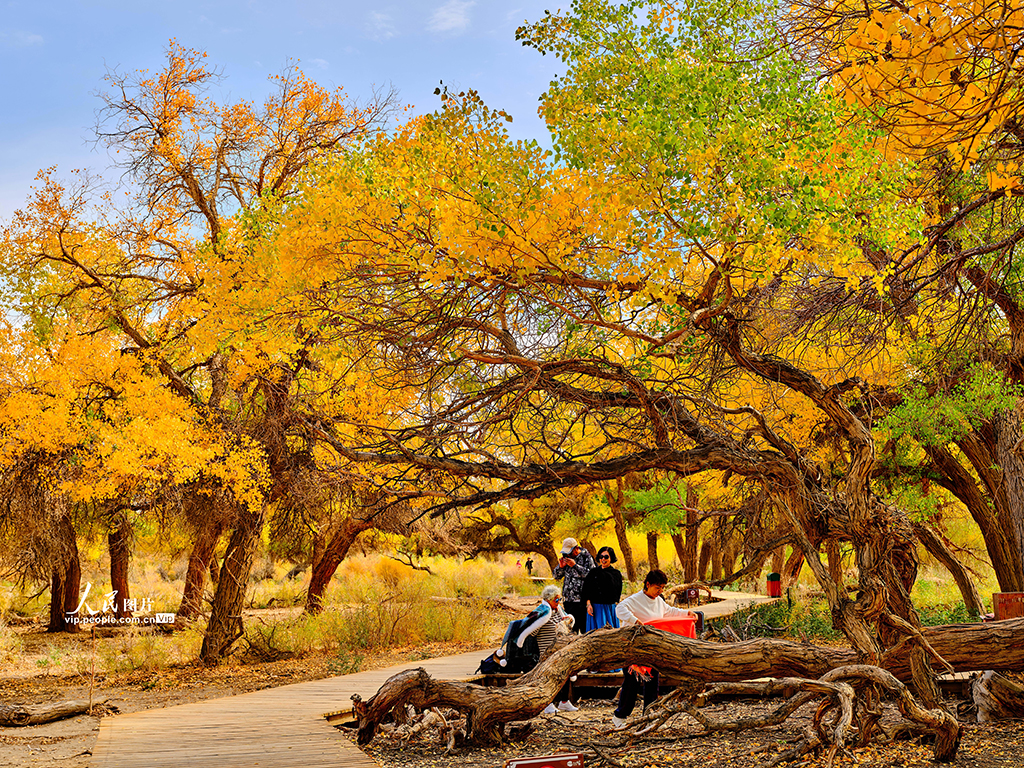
[515,584,578,714]
[612,570,695,726]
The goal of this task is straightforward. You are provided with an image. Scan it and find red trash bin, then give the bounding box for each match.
[767,572,782,598]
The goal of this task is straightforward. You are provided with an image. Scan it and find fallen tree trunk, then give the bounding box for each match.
[973,671,1024,722]
[354,619,1024,749]
[0,698,106,726]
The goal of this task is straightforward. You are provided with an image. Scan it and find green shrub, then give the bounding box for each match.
[915,602,976,626]
[719,597,841,642]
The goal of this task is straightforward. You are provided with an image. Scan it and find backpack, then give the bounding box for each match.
[476,653,505,675]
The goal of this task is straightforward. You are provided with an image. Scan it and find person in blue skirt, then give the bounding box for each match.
[582,546,623,632]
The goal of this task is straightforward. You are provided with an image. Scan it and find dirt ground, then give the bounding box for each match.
[357,697,1024,768]
[0,618,497,768]
[3,614,1024,768]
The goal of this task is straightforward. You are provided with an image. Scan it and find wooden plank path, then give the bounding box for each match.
[89,650,486,768]
[89,592,776,768]
[699,590,780,619]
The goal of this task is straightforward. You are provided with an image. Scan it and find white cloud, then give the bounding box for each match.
[428,0,475,34]
[0,30,43,48]
[311,58,329,70]
[366,11,397,41]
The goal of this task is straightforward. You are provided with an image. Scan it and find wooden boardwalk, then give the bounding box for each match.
[699,590,780,619]
[89,650,485,768]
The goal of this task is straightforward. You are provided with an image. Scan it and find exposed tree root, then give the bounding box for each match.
[352,621,1024,758]
[619,665,959,763]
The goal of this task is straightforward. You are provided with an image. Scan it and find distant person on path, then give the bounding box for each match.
[582,546,623,632]
[513,585,578,714]
[525,557,534,576]
[553,537,595,634]
[611,569,696,726]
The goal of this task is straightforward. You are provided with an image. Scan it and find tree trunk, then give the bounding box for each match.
[0,699,107,726]
[711,541,723,581]
[177,518,226,621]
[670,532,686,571]
[825,539,843,587]
[647,531,659,572]
[973,671,1024,722]
[354,621,990,754]
[697,540,712,581]
[606,479,637,581]
[722,537,740,577]
[47,513,81,633]
[913,522,985,616]
[108,517,131,619]
[683,484,699,582]
[994,405,1024,588]
[200,508,264,664]
[782,547,804,589]
[306,516,374,614]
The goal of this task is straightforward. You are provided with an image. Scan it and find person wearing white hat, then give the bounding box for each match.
[553,537,594,634]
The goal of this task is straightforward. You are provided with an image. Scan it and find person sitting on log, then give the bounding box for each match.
[514,584,578,714]
[611,569,696,727]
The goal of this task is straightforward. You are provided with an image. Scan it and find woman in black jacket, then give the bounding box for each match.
[582,546,623,632]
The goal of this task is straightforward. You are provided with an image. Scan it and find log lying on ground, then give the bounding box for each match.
[973,671,1024,722]
[0,698,106,726]
[355,619,1024,750]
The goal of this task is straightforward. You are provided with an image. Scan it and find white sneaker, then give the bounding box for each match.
[611,714,627,727]
[542,703,558,715]
[557,701,578,712]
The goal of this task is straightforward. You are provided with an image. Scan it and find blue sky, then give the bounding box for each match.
[0,0,563,220]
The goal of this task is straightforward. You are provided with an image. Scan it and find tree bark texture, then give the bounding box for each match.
[929,429,1024,592]
[0,699,106,726]
[994,406,1024,587]
[681,484,699,582]
[782,547,804,589]
[647,531,660,571]
[177,517,226,621]
[606,479,637,581]
[697,540,711,581]
[200,508,264,663]
[670,532,686,572]
[108,517,132,619]
[355,622,996,751]
[306,515,375,614]
[973,671,1024,722]
[913,522,985,616]
[47,513,81,633]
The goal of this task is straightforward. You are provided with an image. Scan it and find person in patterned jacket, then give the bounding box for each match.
[553,537,595,634]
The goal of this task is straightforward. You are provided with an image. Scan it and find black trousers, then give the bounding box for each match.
[614,668,659,718]
[563,600,587,634]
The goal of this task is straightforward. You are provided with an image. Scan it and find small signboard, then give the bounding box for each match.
[505,753,587,768]
[686,587,699,605]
